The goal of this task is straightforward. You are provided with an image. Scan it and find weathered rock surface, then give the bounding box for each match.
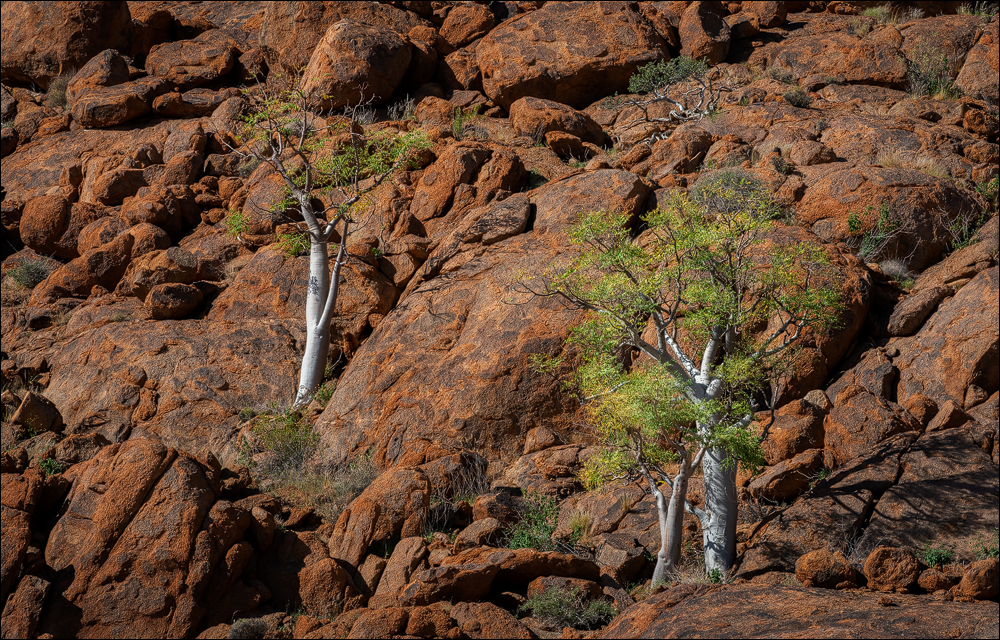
[476,1,667,109]
[601,584,999,639]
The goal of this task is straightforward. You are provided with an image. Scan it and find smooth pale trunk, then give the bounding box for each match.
[294,241,332,407]
[702,446,739,575]
[652,466,691,584]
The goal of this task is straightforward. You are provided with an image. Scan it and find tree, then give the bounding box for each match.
[224,75,430,408]
[607,56,730,145]
[530,170,842,580]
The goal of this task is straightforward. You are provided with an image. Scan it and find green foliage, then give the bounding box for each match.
[238,407,257,424]
[847,201,902,261]
[537,171,843,496]
[974,176,999,213]
[849,17,872,37]
[110,313,129,323]
[566,510,592,547]
[809,467,831,490]
[452,105,483,141]
[1,120,13,129]
[224,209,250,238]
[707,567,725,584]
[957,2,999,22]
[313,382,334,407]
[919,543,955,567]
[907,39,960,99]
[506,492,559,551]
[629,57,708,94]
[276,231,310,257]
[519,587,618,630]
[948,208,992,251]
[7,259,53,289]
[972,529,999,561]
[39,457,65,477]
[783,86,811,108]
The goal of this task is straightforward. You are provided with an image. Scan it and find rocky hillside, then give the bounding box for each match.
[1,1,998,639]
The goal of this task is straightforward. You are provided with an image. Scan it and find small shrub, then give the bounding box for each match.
[1,120,13,130]
[507,492,559,551]
[972,529,999,560]
[46,72,73,108]
[387,95,417,121]
[566,510,593,547]
[276,231,310,257]
[763,66,794,84]
[848,17,872,36]
[783,86,811,108]
[691,168,776,220]
[452,105,483,141]
[861,6,893,23]
[110,313,129,323]
[39,457,65,477]
[809,467,831,491]
[911,156,950,179]
[847,201,903,262]
[313,382,334,407]
[707,567,725,584]
[957,2,999,22]
[920,543,955,568]
[874,149,905,168]
[228,616,270,640]
[519,587,617,630]
[629,57,708,95]
[947,207,992,251]
[224,209,250,238]
[974,176,999,212]
[7,259,54,290]
[907,39,960,99]
[238,407,257,424]
[879,258,913,283]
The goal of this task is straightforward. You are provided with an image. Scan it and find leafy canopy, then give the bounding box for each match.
[539,170,843,488]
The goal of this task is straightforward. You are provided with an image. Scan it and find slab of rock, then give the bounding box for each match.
[955,19,999,104]
[317,170,650,470]
[509,97,607,145]
[65,49,131,108]
[886,286,953,337]
[600,584,999,639]
[146,30,238,89]
[72,78,171,129]
[476,1,667,109]
[954,559,1000,601]
[824,386,922,467]
[749,449,825,503]
[0,574,50,640]
[679,1,731,66]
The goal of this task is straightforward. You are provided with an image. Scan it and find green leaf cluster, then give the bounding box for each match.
[629,57,709,95]
[545,170,843,488]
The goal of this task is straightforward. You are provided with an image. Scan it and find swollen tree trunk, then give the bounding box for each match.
[651,463,692,584]
[294,240,332,407]
[701,446,739,576]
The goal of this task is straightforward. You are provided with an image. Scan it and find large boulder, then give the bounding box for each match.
[863,547,921,593]
[146,30,238,89]
[65,49,131,108]
[955,19,999,104]
[300,20,412,109]
[0,1,133,89]
[476,1,668,109]
[509,97,607,145]
[891,267,999,410]
[72,77,171,129]
[259,1,430,78]
[316,170,651,470]
[678,1,731,66]
[795,166,983,271]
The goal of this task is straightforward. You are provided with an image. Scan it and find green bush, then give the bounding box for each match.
[314,382,334,407]
[7,259,54,289]
[629,56,708,94]
[224,209,250,238]
[920,543,955,567]
[907,39,960,99]
[507,492,559,551]
[847,201,902,262]
[973,529,999,561]
[276,231,310,257]
[519,587,617,630]
[452,105,483,141]
[39,457,65,477]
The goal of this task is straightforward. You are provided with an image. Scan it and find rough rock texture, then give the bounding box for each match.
[0,1,132,89]
[509,97,607,145]
[795,549,857,590]
[863,547,922,593]
[317,170,651,468]
[146,30,237,89]
[300,20,412,110]
[601,584,999,639]
[476,1,667,109]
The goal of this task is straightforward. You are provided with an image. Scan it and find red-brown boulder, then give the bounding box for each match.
[65,49,131,108]
[509,97,607,145]
[863,547,921,593]
[476,1,667,109]
[954,559,1000,601]
[146,30,238,89]
[146,282,204,320]
[440,3,496,50]
[741,1,788,29]
[0,1,132,89]
[72,77,171,129]
[955,20,998,104]
[749,449,825,502]
[678,1,731,66]
[795,549,857,589]
[300,20,411,109]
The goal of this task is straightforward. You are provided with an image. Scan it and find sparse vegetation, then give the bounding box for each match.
[276,231,310,258]
[452,105,483,141]
[224,209,251,239]
[228,616,271,640]
[7,259,54,290]
[1,120,13,129]
[809,467,831,490]
[387,95,417,121]
[946,206,992,251]
[313,382,334,407]
[110,313,129,323]
[39,457,65,477]
[566,510,593,547]
[506,492,559,551]
[972,529,999,561]
[957,2,999,22]
[919,543,955,568]
[907,39,960,99]
[783,86,811,108]
[762,66,794,84]
[235,407,379,523]
[519,587,617,630]
[847,201,905,262]
[45,71,73,108]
